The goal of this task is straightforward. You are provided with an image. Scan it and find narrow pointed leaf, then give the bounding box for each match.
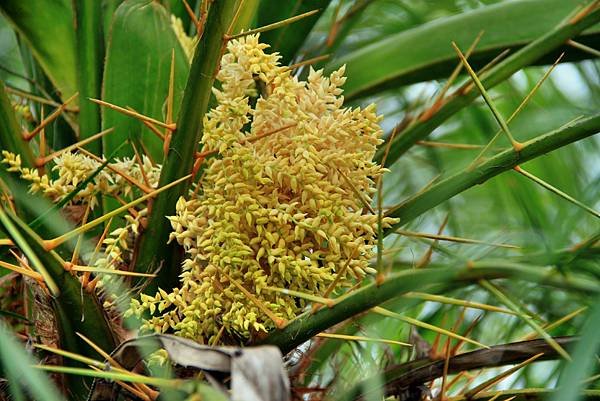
[329,0,600,99]
[74,0,104,154]
[374,4,600,165]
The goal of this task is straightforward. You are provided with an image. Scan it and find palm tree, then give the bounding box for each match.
[0,0,598,400]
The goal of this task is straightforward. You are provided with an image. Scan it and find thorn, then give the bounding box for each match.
[404,293,518,316]
[512,141,524,152]
[164,49,176,157]
[4,86,77,112]
[227,0,248,36]
[450,315,481,356]
[469,53,563,169]
[35,128,114,167]
[420,30,484,122]
[416,140,485,150]
[63,261,73,272]
[521,307,586,341]
[479,279,571,360]
[139,140,157,167]
[77,147,153,194]
[416,214,449,268]
[483,50,513,77]
[375,272,386,286]
[88,367,153,401]
[70,201,92,266]
[438,334,452,401]
[191,156,204,183]
[430,315,445,359]
[0,259,43,282]
[126,106,165,141]
[90,98,176,131]
[567,39,600,57]
[459,49,511,95]
[130,142,152,189]
[569,0,600,24]
[0,206,59,295]
[267,287,335,310]
[225,9,320,41]
[196,0,209,39]
[287,55,330,72]
[395,229,520,249]
[211,325,226,346]
[182,0,202,35]
[113,194,140,217]
[452,42,521,151]
[336,166,375,215]
[85,274,102,293]
[514,165,600,219]
[325,2,342,47]
[373,307,489,349]
[464,353,544,399]
[83,217,113,288]
[23,92,79,141]
[316,332,412,347]
[71,265,156,278]
[76,332,158,399]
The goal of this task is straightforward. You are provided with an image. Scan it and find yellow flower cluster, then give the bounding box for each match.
[1,151,160,209]
[128,34,396,343]
[1,151,159,285]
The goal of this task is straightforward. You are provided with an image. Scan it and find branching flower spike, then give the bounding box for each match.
[127,34,397,344]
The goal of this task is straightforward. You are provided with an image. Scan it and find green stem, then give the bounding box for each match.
[133,0,238,291]
[375,5,600,166]
[260,261,599,353]
[384,113,600,232]
[73,0,104,155]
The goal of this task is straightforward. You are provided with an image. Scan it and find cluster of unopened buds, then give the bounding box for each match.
[127,34,397,344]
[1,150,160,209]
[1,150,160,281]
